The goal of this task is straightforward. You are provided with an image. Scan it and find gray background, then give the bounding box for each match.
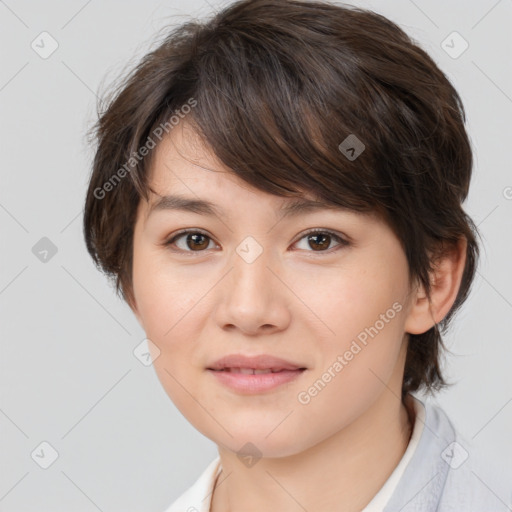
[1,0,511,510]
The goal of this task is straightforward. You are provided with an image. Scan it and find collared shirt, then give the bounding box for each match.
[164,394,512,511]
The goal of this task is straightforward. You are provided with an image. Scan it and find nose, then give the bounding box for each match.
[213,245,292,336]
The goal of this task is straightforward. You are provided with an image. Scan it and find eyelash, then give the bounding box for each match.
[162,228,349,256]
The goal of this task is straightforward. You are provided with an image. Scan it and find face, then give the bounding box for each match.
[130,122,417,457]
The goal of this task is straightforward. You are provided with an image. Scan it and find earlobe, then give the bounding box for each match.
[404,238,467,335]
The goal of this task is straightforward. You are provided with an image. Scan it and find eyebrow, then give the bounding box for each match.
[147,193,349,220]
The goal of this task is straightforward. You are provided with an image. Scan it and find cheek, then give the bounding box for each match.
[293,259,406,340]
[133,263,206,411]
[295,257,408,393]
[131,256,212,404]
[132,247,201,339]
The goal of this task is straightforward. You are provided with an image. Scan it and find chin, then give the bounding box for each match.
[218,436,307,460]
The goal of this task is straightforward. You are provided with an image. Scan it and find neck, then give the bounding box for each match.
[210,392,414,512]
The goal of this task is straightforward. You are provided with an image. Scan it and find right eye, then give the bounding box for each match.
[164,229,218,254]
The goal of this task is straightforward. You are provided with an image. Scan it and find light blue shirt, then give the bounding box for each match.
[165,395,512,511]
[385,397,511,511]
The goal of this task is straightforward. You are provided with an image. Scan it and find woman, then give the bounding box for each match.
[83,0,512,510]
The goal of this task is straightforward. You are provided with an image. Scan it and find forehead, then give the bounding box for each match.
[142,121,380,224]
[147,122,322,203]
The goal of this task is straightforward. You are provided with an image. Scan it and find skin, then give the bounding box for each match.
[129,121,467,512]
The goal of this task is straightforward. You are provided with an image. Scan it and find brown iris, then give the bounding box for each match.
[186,233,210,251]
[307,232,331,251]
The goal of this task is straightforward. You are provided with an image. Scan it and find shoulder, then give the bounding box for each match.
[384,395,512,512]
[163,456,222,512]
[437,417,512,511]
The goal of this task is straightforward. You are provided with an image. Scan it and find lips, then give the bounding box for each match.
[207,355,307,393]
[219,368,289,374]
[207,354,307,373]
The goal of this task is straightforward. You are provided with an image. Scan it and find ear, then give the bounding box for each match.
[404,238,467,335]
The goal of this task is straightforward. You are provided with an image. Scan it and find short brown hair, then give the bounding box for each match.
[83,0,480,399]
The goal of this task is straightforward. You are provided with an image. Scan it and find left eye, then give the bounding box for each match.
[164,229,348,254]
[293,229,348,252]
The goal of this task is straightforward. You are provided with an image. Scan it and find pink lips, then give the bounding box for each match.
[208,353,306,372]
[207,353,307,393]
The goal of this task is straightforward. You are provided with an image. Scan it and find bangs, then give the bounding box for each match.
[136,21,392,215]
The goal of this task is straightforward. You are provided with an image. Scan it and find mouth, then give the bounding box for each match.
[209,367,306,374]
[207,353,307,372]
[206,366,306,394]
[206,354,307,393]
